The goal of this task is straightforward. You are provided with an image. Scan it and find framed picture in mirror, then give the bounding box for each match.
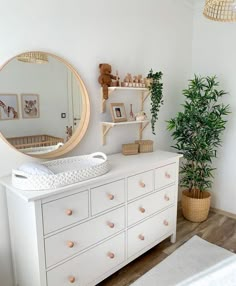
[0,94,19,120]
[21,94,40,119]
[110,103,127,123]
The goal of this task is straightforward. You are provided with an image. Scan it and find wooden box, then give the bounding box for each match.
[122,143,139,155]
[135,140,153,153]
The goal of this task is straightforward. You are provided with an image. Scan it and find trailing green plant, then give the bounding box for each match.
[167,75,230,198]
[147,69,163,135]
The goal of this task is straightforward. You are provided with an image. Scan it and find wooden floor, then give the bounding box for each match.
[98,209,236,286]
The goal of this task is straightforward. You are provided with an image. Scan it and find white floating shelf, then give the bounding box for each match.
[108,87,148,92]
[101,120,149,127]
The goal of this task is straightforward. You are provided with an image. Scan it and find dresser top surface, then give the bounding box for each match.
[0,150,182,202]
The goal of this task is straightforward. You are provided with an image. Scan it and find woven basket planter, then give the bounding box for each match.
[181,189,211,222]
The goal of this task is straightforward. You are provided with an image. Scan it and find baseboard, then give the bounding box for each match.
[210,207,236,220]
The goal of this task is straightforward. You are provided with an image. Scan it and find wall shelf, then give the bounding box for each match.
[101,87,150,113]
[101,120,149,145]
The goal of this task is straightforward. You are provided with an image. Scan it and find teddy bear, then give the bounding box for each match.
[98,63,117,100]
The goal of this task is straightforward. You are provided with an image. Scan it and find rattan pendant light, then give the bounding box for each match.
[17,52,48,64]
[203,0,236,22]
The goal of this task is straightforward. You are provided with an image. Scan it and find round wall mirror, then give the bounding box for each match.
[0,51,90,159]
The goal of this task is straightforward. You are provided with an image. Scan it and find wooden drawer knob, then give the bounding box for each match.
[138,234,145,241]
[163,220,169,226]
[107,251,115,259]
[66,209,73,216]
[139,181,146,188]
[139,207,146,213]
[107,221,115,228]
[67,241,75,248]
[164,194,170,201]
[69,276,75,283]
[107,194,115,200]
[165,172,171,179]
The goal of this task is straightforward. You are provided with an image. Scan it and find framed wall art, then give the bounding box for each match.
[21,94,40,119]
[0,94,19,120]
[110,103,127,123]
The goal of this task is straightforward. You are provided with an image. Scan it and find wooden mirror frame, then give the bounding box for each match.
[0,51,90,159]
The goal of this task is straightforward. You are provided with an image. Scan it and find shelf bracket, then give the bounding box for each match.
[102,124,113,145]
[139,122,149,140]
[101,91,106,113]
[141,91,150,111]
[101,88,115,113]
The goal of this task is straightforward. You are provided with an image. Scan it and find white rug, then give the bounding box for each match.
[132,235,236,286]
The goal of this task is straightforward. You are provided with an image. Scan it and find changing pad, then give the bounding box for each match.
[12,152,110,191]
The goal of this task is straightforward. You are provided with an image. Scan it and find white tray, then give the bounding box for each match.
[12,152,110,191]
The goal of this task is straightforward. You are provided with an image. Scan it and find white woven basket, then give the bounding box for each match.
[12,152,110,191]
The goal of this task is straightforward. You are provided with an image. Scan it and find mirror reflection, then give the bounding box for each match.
[0,51,90,158]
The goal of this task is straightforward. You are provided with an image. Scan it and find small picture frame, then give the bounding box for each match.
[110,103,127,123]
[21,94,40,119]
[0,94,19,120]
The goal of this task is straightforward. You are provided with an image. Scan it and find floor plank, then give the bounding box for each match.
[98,210,236,286]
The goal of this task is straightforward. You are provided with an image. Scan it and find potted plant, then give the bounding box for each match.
[146,69,164,135]
[167,75,230,222]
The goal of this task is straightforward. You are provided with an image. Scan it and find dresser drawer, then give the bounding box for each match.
[42,191,89,234]
[128,207,174,258]
[127,170,154,201]
[45,206,125,267]
[128,186,175,226]
[155,163,176,190]
[91,179,125,215]
[47,232,125,286]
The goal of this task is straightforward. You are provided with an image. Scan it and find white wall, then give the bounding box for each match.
[0,1,193,285]
[192,0,236,215]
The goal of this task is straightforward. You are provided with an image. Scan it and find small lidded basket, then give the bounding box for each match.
[135,140,153,153]
[122,143,139,155]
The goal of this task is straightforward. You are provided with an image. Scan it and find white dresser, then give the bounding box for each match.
[1,150,181,286]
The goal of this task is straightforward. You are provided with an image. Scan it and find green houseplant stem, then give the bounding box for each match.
[147,69,163,135]
[167,75,230,198]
